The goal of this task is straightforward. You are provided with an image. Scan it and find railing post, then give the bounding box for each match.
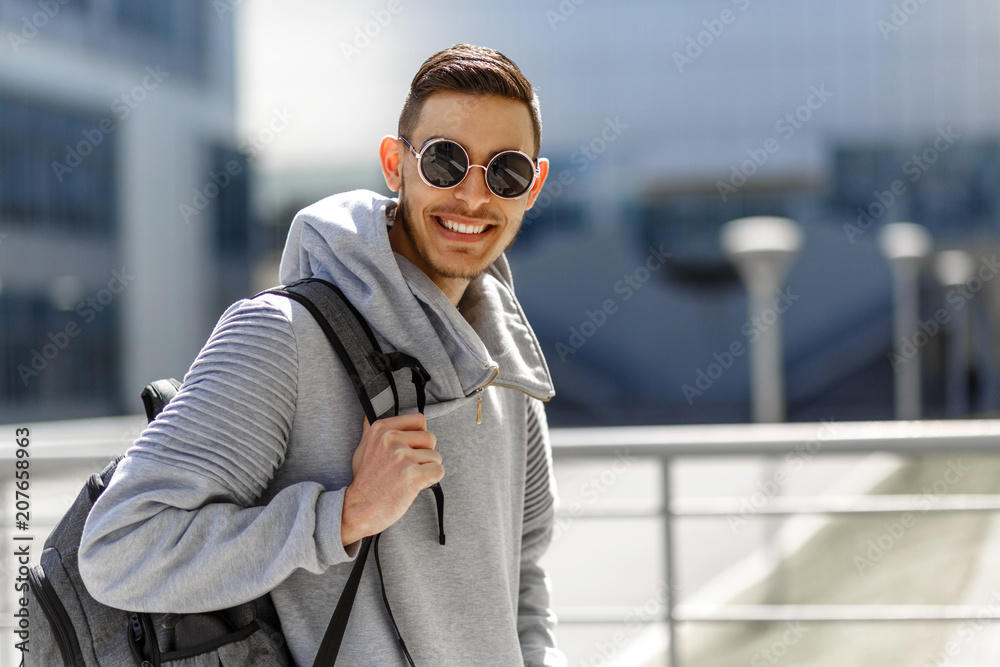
[662,455,679,667]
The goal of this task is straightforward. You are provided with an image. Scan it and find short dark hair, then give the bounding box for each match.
[398,44,542,158]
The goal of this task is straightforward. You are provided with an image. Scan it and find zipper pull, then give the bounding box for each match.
[130,614,144,644]
[476,388,483,425]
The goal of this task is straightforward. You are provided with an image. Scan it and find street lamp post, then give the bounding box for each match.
[720,216,803,423]
[878,223,933,420]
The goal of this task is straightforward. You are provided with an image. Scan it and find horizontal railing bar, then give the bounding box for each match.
[555,603,1000,625]
[550,419,1000,458]
[555,606,665,624]
[554,495,1000,520]
[672,494,1000,516]
[675,604,1000,623]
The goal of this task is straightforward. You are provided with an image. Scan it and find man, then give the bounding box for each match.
[79,44,564,666]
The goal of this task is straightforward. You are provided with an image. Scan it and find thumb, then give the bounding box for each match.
[361,415,370,438]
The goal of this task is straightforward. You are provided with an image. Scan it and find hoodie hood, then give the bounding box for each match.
[278,189,554,405]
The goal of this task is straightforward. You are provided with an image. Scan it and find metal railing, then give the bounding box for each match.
[4,417,1000,665]
[549,418,1000,666]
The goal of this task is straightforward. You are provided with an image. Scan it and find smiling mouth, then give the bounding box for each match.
[434,215,493,235]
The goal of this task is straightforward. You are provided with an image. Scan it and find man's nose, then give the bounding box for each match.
[453,164,492,209]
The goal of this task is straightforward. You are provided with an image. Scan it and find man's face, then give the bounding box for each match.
[385,92,547,286]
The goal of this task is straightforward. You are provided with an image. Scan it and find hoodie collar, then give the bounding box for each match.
[278,190,555,404]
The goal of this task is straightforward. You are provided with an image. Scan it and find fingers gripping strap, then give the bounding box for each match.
[377,352,445,544]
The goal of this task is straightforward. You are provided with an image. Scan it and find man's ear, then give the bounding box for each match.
[524,158,550,211]
[379,135,402,192]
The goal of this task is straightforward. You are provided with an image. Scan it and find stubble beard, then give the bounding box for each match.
[395,182,523,282]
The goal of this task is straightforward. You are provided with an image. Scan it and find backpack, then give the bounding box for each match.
[24,278,438,667]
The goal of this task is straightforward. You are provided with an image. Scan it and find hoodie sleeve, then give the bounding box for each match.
[79,297,356,613]
[518,397,568,667]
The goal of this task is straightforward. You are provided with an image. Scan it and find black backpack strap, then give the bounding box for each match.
[140,378,182,422]
[258,278,437,667]
[264,278,404,423]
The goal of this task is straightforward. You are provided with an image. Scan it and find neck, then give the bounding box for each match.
[387,223,470,307]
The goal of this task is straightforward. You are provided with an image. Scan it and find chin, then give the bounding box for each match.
[427,253,494,282]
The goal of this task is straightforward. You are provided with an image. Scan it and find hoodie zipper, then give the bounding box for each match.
[475,367,500,424]
[473,367,554,423]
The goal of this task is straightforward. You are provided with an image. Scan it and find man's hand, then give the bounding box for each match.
[341,413,444,546]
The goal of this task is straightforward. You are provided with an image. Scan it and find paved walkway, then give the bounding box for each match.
[945,512,1000,666]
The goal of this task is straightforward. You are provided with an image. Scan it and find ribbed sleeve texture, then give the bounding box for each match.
[518,397,566,667]
[79,298,356,612]
[523,396,556,532]
[138,299,299,505]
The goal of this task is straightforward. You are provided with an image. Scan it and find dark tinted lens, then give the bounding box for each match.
[421,141,468,188]
[486,152,535,198]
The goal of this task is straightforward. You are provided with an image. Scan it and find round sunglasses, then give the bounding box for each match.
[398,136,539,199]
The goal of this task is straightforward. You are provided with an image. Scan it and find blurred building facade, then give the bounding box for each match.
[508,0,1000,425]
[0,0,250,422]
[249,0,1000,426]
[5,0,998,427]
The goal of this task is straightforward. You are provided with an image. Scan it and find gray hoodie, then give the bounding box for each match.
[79,190,565,666]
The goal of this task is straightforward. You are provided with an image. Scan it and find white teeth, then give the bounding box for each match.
[440,218,487,234]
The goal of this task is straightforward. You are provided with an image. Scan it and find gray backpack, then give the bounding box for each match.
[24,278,437,666]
